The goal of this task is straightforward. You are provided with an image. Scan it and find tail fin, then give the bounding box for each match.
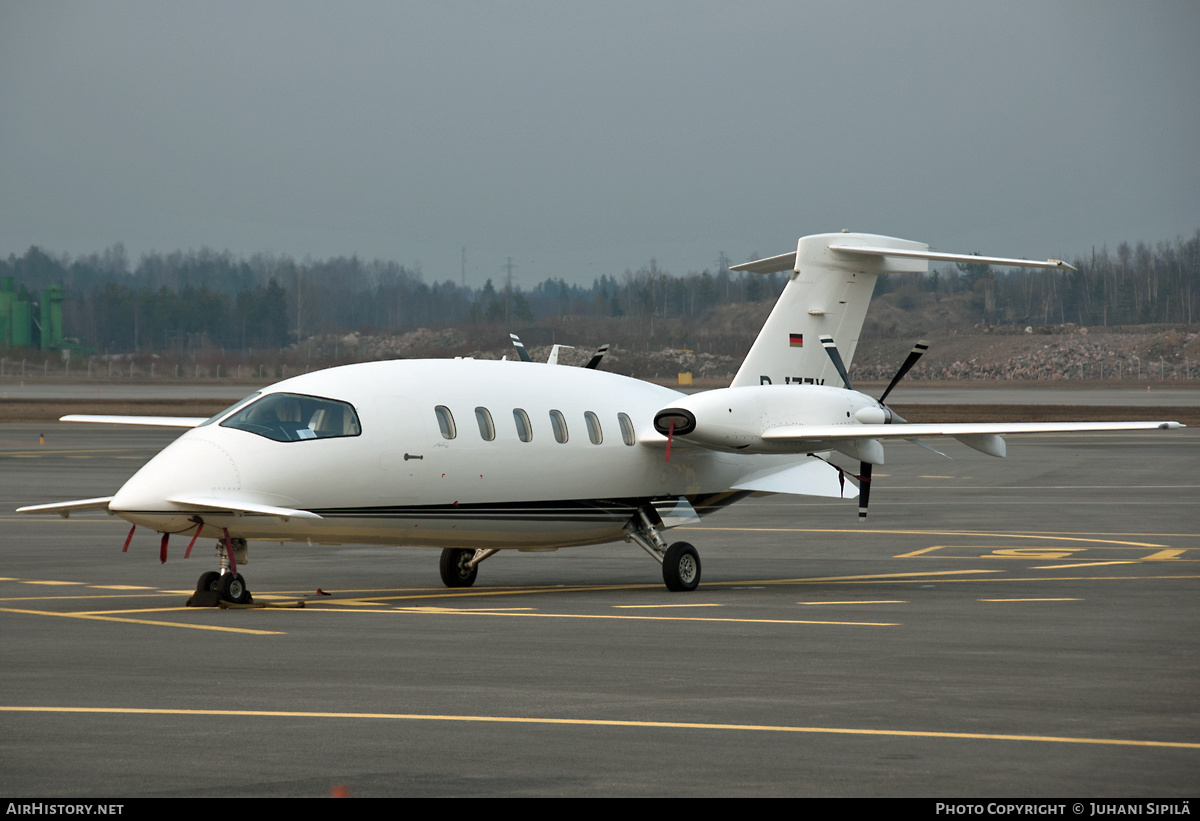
[730,233,928,388]
[729,232,1074,388]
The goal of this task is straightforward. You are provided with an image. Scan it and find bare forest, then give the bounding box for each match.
[2,228,1197,381]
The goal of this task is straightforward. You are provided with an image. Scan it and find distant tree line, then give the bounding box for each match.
[0,245,785,355]
[875,229,1200,327]
[1,228,1194,356]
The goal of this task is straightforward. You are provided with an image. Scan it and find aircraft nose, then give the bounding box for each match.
[110,437,240,513]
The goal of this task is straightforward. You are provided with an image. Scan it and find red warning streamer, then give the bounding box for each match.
[184,523,204,559]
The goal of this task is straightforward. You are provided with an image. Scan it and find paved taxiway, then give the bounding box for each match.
[1,418,1197,796]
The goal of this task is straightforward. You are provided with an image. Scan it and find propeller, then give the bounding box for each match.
[879,340,929,404]
[819,335,854,390]
[584,343,610,370]
[509,333,533,363]
[819,336,931,519]
[857,463,871,520]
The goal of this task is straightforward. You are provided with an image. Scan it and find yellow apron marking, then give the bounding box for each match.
[612,603,723,609]
[0,606,282,635]
[1142,549,1188,561]
[289,606,897,627]
[979,598,1082,602]
[695,526,1168,549]
[988,548,1085,559]
[1,706,1195,750]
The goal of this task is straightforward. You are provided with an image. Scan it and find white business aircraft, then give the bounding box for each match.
[17,232,1183,601]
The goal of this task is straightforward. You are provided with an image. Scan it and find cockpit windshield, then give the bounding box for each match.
[197,393,262,427]
[219,393,361,442]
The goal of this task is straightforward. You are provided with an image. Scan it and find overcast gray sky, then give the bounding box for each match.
[2,1,1197,287]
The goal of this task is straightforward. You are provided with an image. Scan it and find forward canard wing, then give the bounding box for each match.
[16,497,114,518]
[59,415,207,427]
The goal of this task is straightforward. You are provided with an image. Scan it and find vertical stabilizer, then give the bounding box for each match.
[729,233,928,388]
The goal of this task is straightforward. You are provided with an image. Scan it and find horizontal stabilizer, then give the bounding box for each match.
[730,246,1074,275]
[732,460,857,499]
[828,245,1075,270]
[17,497,114,517]
[730,252,797,274]
[168,495,322,521]
[61,414,207,428]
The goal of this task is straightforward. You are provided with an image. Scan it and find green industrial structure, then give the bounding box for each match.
[0,277,64,349]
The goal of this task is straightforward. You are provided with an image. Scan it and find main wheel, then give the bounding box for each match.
[196,571,221,593]
[217,572,253,604]
[439,548,478,588]
[662,542,701,592]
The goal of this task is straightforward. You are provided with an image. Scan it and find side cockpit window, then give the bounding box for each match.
[197,392,261,427]
[220,393,361,442]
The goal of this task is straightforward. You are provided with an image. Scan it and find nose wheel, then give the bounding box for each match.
[218,572,252,604]
[191,570,253,605]
[187,535,254,606]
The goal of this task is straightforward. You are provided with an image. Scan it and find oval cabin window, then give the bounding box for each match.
[513,408,532,442]
[618,412,636,446]
[585,411,603,445]
[475,407,495,441]
[435,406,456,439]
[549,410,568,444]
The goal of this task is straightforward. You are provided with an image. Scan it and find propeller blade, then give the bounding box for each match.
[879,340,929,404]
[857,462,872,520]
[584,343,610,370]
[509,333,532,363]
[819,335,853,390]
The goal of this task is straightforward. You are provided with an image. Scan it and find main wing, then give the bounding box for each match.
[762,420,1184,459]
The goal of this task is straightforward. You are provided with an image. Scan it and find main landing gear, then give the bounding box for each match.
[433,509,701,592]
[626,508,702,592]
[438,548,499,588]
[188,535,253,606]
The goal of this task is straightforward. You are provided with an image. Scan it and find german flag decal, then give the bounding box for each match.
[789,333,803,347]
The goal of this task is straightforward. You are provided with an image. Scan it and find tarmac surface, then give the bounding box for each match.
[0,403,1197,797]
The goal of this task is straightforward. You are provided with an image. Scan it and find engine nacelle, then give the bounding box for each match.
[653,384,888,454]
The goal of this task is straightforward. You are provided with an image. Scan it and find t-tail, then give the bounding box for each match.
[729,232,1073,389]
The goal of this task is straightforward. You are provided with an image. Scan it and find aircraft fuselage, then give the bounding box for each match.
[107,358,794,549]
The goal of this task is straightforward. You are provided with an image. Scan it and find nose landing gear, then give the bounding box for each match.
[186,534,253,606]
